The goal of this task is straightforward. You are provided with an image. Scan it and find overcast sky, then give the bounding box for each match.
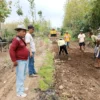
[5,0,67,28]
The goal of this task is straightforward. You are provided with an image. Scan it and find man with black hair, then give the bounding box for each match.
[25,25,37,77]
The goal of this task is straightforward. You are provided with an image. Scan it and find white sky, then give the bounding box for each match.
[5,0,67,28]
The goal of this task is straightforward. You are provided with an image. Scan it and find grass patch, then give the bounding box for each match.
[43,37,50,44]
[38,51,54,91]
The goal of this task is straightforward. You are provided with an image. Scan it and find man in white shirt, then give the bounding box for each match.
[25,25,37,77]
[78,30,86,51]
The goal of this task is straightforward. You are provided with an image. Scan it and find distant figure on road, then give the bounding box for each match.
[64,31,71,48]
[78,30,86,51]
[9,25,29,98]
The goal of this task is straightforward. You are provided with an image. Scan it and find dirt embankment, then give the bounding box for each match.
[54,42,100,100]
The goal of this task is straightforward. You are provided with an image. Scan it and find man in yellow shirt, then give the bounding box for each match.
[64,31,71,48]
[50,28,57,37]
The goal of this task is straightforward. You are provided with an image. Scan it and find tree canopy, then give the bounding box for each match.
[0,0,11,22]
[63,0,100,35]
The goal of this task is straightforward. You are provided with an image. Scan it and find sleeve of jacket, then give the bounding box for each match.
[9,38,19,62]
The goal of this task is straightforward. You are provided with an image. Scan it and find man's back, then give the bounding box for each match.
[58,39,65,46]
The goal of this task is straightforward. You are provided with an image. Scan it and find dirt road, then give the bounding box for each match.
[54,42,100,100]
[0,40,47,100]
[0,40,100,100]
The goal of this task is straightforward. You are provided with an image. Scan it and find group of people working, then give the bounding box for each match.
[9,24,37,98]
[50,29,71,60]
[89,28,100,68]
[77,28,100,68]
[50,28,100,69]
[9,26,100,97]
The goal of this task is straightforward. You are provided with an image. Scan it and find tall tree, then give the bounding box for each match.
[38,11,42,19]
[88,0,100,29]
[24,16,30,27]
[0,0,11,30]
[28,0,35,23]
[15,0,23,17]
[63,0,91,33]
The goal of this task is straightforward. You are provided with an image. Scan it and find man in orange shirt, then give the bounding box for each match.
[64,31,71,48]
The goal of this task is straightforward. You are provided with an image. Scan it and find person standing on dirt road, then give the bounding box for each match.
[25,25,37,77]
[78,30,86,51]
[94,28,100,68]
[89,31,97,46]
[89,31,97,59]
[64,31,71,48]
[9,25,29,98]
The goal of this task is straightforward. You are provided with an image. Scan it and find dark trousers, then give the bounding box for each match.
[59,45,68,55]
[28,52,36,75]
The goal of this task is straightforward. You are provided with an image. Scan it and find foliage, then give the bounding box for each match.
[28,0,35,23]
[0,0,11,22]
[38,51,54,91]
[63,0,92,37]
[38,11,42,18]
[24,16,30,27]
[16,7,23,16]
[15,0,23,16]
[2,22,19,40]
[34,20,51,36]
[63,0,100,37]
[88,0,100,29]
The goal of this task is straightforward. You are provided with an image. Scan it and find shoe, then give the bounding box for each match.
[29,74,38,77]
[34,72,38,74]
[29,74,34,77]
[25,87,29,91]
[17,93,27,98]
[33,74,38,77]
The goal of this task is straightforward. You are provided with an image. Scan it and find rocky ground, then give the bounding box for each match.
[0,40,100,100]
[54,42,100,100]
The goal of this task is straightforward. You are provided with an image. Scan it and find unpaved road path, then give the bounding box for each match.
[1,40,100,100]
[54,42,100,100]
[0,40,47,100]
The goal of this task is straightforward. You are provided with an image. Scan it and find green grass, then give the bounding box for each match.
[43,37,50,44]
[38,51,54,91]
